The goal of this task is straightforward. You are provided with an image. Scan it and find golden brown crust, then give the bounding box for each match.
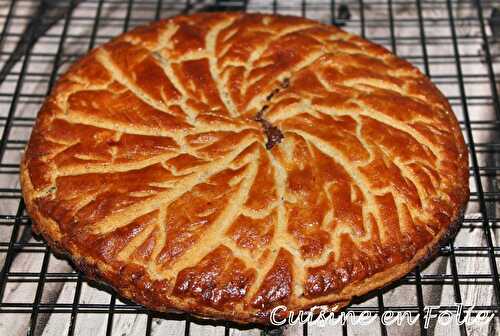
[21,12,469,324]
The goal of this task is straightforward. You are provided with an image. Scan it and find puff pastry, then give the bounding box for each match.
[21,12,469,324]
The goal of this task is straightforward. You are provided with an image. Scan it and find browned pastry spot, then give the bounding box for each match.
[21,12,469,325]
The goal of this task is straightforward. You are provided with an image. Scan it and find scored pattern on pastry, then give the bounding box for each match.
[22,13,468,321]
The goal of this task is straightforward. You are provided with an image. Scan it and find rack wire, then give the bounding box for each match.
[0,0,499,335]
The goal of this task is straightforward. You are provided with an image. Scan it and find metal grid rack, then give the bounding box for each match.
[0,0,499,335]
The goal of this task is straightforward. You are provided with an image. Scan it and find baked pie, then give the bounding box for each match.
[21,12,469,324]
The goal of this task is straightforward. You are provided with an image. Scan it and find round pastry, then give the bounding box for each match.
[21,12,469,324]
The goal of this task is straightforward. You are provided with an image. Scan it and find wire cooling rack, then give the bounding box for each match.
[0,0,499,335]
